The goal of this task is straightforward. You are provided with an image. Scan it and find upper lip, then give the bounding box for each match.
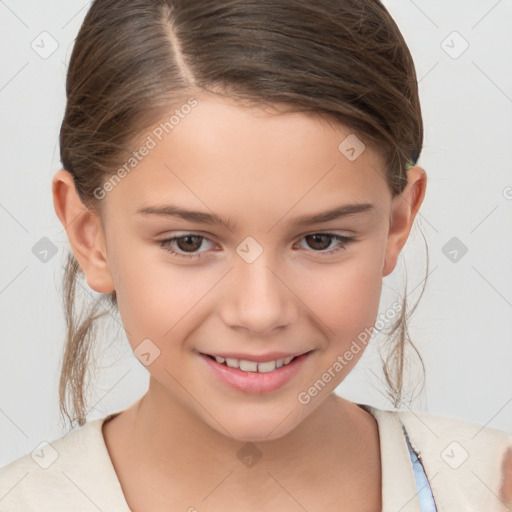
[201,350,312,363]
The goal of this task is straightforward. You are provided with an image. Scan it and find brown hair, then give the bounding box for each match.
[58,0,427,427]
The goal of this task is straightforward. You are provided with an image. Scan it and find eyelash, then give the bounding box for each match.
[157,232,357,260]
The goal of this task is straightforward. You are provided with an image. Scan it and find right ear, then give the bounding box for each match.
[51,169,115,294]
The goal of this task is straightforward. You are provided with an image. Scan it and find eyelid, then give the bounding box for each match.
[158,230,357,260]
[157,230,219,247]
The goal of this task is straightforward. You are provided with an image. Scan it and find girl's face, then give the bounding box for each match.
[79,95,424,441]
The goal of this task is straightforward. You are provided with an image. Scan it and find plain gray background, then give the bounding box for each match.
[1,0,511,467]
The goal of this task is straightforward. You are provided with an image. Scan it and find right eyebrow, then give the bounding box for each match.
[136,204,236,231]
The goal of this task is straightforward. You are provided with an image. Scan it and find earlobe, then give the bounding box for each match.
[51,169,115,294]
[382,166,427,277]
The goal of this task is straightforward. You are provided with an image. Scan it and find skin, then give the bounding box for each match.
[52,93,426,511]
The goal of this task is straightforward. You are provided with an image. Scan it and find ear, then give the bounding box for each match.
[51,169,115,294]
[500,446,512,507]
[382,166,427,277]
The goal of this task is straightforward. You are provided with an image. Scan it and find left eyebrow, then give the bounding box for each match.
[288,202,375,226]
[135,202,375,231]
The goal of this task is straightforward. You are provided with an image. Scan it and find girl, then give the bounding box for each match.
[1,0,511,510]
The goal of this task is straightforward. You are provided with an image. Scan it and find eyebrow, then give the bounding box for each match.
[136,202,375,230]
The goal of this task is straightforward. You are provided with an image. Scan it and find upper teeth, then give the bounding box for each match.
[214,355,296,373]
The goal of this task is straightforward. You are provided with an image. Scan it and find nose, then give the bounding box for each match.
[219,252,297,336]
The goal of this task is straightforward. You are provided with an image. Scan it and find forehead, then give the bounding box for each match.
[105,95,390,223]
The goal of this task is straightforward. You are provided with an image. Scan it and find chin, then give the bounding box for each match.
[224,425,295,444]
[207,407,304,444]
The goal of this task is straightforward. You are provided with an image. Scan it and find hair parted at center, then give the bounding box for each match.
[58,0,427,427]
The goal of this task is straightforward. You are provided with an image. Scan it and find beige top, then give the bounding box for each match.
[1,403,511,511]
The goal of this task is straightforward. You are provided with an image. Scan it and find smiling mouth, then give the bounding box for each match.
[198,350,314,394]
[201,351,313,373]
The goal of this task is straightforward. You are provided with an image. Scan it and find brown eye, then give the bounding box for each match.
[298,233,356,255]
[174,235,203,252]
[158,234,214,259]
[304,234,333,251]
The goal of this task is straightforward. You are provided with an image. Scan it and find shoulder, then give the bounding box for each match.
[398,407,512,440]
[368,404,512,511]
[367,404,512,456]
[397,408,512,472]
[0,415,128,512]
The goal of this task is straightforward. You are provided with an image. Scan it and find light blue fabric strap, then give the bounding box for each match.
[402,425,438,512]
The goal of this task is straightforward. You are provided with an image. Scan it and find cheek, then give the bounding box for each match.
[108,239,219,349]
[299,252,383,345]
[104,236,172,344]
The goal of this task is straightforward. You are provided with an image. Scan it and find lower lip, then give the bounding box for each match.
[199,352,312,394]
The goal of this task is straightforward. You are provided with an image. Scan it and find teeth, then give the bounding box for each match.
[213,355,296,373]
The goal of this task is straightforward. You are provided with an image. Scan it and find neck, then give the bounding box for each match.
[104,378,380,509]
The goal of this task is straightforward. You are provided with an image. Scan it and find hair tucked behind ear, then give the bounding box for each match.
[380,235,429,408]
[58,0,427,427]
[58,252,118,426]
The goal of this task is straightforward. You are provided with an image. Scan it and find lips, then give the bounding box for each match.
[198,350,313,394]
[203,353,298,373]
[200,350,311,363]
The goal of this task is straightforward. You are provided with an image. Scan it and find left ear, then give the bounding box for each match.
[500,446,512,506]
[382,166,427,277]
